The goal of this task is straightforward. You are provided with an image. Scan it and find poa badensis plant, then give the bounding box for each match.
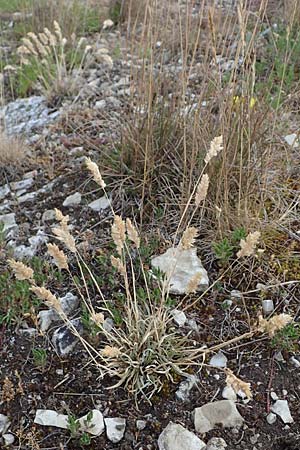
[9,140,294,402]
[17,21,92,101]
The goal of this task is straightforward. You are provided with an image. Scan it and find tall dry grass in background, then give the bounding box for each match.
[113,0,299,239]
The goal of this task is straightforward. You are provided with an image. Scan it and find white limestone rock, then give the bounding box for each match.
[38,292,79,332]
[209,351,228,368]
[0,213,17,232]
[105,418,126,443]
[222,386,237,401]
[206,437,228,450]
[194,400,244,433]
[34,409,104,436]
[271,400,293,424]
[158,422,206,450]
[175,374,198,401]
[88,196,110,212]
[78,410,104,436]
[266,412,277,425]
[284,133,299,148]
[171,309,187,327]
[63,192,81,207]
[0,414,10,434]
[151,247,209,295]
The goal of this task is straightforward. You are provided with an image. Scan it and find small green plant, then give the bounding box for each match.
[79,432,91,446]
[67,411,93,444]
[67,414,81,438]
[213,238,234,266]
[32,348,48,369]
[271,323,300,352]
[213,227,246,266]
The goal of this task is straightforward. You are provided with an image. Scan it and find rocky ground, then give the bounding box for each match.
[1,1,300,449]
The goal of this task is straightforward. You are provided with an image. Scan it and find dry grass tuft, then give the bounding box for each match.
[0,132,28,168]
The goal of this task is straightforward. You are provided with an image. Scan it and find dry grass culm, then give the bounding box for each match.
[102,0,300,240]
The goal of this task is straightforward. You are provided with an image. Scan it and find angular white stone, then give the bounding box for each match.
[209,351,227,368]
[194,400,244,433]
[136,420,147,430]
[271,400,293,424]
[175,374,198,401]
[151,247,209,295]
[158,422,206,450]
[3,433,15,445]
[171,309,187,327]
[266,412,277,424]
[34,410,69,429]
[222,386,237,401]
[63,192,81,207]
[34,409,104,436]
[78,410,104,436]
[0,414,10,434]
[105,417,126,443]
[88,196,110,212]
[0,213,17,232]
[284,133,299,148]
[206,437,228,450]
[38,292,79,332]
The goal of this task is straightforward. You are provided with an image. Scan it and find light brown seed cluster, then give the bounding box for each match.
[30,286,62,314]
[181,227,198,249]
[204,135,223,164]
[47,243,69,270]
[111,215,126,255]
[225,368,252,399]
[85,157,106,189]
[237,231,260,258]
[258,313,293,337]
[8,259,34,281]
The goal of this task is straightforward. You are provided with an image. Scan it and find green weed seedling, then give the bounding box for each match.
[271,323,300,352]
[213,227,246,266]
[32,348,48,369]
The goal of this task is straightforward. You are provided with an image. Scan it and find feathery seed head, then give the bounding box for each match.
[111,215,126,255]
[8,259,34,281]
[195,173,210,206]
[47,243,69,270]
[205,135,223,164]
[180,227,198,249]
[85,157,106,188]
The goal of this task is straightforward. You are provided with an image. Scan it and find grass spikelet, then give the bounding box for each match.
[101,345,121,358]
[54,208,69,225]
[44,27,57,46]
[27,32,48,57]
[8,259,34,281]
[204,136,223,164]
[111,255,126,275]
[180,227,198,249]
[111,215,126,255]
[225,368,252,399]
[47,243,69,270]
[195,173,209,206]
[126,218,140,248]
[258,314,293,337]
[30,286,62,313]
[53,20,63,43]
[90,312,105,326]
[21,38,38,56]
[85,157,106,189]
[186,272,202,293]
[237,231,261,258]
[53,226,76,253]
